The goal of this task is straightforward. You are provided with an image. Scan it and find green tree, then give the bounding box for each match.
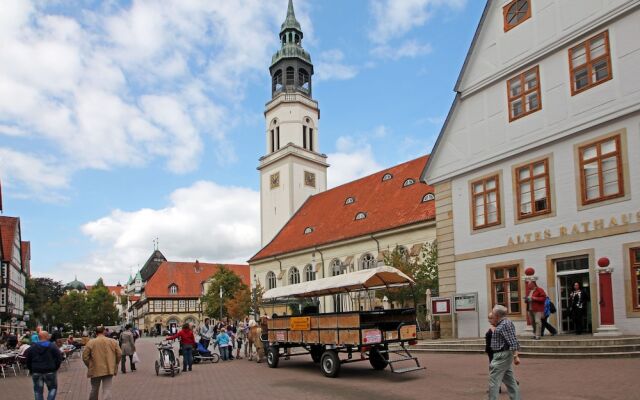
[201,265,247,320]
[250,282,265,318]
[24,277,65,329]
[86,284,119,327]
[58,292,87,332]
[382,241,439,307]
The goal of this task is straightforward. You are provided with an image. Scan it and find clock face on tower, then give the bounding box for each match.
[270,172,280,189]
[304,171,316,188]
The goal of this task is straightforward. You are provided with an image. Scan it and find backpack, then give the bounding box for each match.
[546,297,557,314]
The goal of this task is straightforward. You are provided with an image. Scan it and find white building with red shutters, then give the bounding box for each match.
[421,0,640,338]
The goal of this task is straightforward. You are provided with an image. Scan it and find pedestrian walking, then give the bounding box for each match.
[525,280,547,339]
[198,318,214,349]
[166,323,196,372]
[487,305,521,400]
[569,282,589,334]
[236,322,246,359]
[227,324,236,360]
[119,324,136,373]
[82,326,122,400]
[540,296,557,337]
[26,330,63,400]
[216,328,231,361]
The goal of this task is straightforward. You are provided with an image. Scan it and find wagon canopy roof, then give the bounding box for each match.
[262,265,414,300]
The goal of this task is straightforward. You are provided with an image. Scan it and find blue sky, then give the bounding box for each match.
[0,0,485,285]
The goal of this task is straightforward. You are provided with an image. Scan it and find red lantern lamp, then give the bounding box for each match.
[598,257,610,268]
[524,267,535,276]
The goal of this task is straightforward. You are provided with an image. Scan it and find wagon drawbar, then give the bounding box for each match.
[261,266,426,378]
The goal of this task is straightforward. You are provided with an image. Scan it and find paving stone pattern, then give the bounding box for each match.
[3,338,639,399]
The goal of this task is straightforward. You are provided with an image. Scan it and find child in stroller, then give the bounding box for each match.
[193,341,220,364]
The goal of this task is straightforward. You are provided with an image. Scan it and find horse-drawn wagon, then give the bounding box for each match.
[262,266,426,378]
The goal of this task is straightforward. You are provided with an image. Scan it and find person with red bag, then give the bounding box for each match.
[166,323,196,372]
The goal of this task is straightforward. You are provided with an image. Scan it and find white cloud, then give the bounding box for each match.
[315,49,359,82]
[0,0,301,197]
[0,148,70,201]
[372,40,433,60]
[327,136,384,188]
[52,181,260,284]
[368,0,465,58]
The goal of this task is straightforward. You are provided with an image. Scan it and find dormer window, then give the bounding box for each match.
[503,0,531,32]
[355,212,367,221]
[304,227,314,234]
[422,193,435,202]
[403,178,415,187]
[169,284,178,295]
[345,197,355,205]
[382,173,393,182]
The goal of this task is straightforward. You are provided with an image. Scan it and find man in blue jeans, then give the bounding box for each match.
[26,331,63,400]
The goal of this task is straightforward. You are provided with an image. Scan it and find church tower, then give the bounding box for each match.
[259,0,328,246]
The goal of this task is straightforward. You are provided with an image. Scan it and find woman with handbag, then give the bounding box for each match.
[167,323,196,371]
[120,324,136,373]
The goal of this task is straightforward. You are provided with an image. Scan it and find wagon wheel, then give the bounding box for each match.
[310,345,323,363]
[267,346,280,368]
[320,350,341,378]
[154,360,160,376]
[369,347,389,370]
[212,353,220,363]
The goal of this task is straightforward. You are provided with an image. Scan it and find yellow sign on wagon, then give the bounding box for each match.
[290,316,311,331]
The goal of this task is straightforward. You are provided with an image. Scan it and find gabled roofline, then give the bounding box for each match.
[453,0,492,92]
[420,94,460,184]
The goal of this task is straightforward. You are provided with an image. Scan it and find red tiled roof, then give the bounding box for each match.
[250,155,435,262]
[106,285,124,295]
[21,241,30,276]
[144,261,250,298]
[0,216,19,263]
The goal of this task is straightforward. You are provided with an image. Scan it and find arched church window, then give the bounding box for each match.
[304,264,315,281]
[288,267,300,285]
[331,259,345,276]
[266,271,277,290]
[273,70,283,93]
[295,34,300,45]
[286,67,295,86]
[360,253,376,270]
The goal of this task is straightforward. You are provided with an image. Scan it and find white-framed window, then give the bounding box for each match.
[382,173,393,181]
[355,212,367,221]
[304,227,314,234]
[403,178,415,187]
[169,284,178,295]
[345,197,355,205]
[288,267,300,285]
[422,193,435,202]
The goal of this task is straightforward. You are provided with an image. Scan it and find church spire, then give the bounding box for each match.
[281,0,302,33]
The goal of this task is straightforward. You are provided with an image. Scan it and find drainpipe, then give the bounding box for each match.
[315,247,325,311]
[370,234,381,254]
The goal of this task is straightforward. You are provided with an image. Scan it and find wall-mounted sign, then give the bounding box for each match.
[431,297,452,315]
[290,317,311,331]
[454,293,478,312]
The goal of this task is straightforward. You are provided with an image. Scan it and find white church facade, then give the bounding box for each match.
[421,0,640,338]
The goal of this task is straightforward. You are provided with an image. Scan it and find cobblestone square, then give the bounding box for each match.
[3,338,639,400]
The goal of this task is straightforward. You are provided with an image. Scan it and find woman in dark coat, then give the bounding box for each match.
[568,282,589,334]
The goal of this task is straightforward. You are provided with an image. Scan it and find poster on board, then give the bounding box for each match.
[454,293,478,312]
[431,297,452,315]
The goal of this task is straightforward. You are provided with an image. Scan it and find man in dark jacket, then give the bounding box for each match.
[26,331,63,400]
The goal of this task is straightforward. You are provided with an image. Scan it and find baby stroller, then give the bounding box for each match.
[193,342,220,364]
[155,341,181,377]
